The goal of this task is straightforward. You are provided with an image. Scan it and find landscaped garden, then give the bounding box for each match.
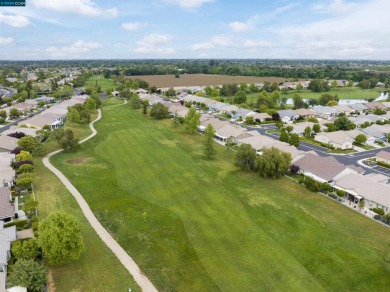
[49,103,390,291]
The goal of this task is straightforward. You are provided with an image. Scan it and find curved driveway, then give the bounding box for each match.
[43,103,158,292]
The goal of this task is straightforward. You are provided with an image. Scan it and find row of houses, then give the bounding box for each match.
[293,152,390,213]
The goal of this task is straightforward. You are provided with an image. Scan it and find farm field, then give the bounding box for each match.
[50,103,390,291]
[34,109,140,292]
[128,74,289,88]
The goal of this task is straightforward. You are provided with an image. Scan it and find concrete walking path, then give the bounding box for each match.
[42,103,158,292]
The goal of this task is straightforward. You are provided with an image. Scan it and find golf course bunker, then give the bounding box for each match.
[67,157,92,164]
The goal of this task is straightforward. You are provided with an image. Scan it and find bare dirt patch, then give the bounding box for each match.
[128,74,290,88]
[67,157,92,164]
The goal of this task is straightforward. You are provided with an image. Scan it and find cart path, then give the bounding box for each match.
[43,103,158,292]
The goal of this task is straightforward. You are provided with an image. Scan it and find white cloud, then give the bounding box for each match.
[122,22,145,32]
[243,40,272,49]
[229,21,248,32]
[133,34,175,55]
[0,37,13,46]
[46,40,101,58]
[313,0,357,15]
[271,0,390,59]
[163,0,214,8]
[31,0,118,17]
[0,12,31,28]
[192,35,232,50]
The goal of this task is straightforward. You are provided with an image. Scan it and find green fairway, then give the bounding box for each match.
[85,75,117,92]
[283,87,384,100]
[50,104,390,291]
[34,111,141,292]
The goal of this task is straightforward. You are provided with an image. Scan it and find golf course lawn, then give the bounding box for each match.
[34,111,141,292]
[50,103,390,291]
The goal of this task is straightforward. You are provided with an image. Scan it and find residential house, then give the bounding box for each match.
[295,108,317,119]
[111,91,119,97]
[0,154,15,188]
[198,117,229,133]
[360,124,390,143]
[334,173,390,212]
[277,110,299,123]
[232,108,256,120]
[380,102,390,110]
[215,124,247,143]
[0,221,17,291]
[332,105,354,116]
[312,106,338,120]
[349,103,368,113]
[377,150,390,164]
[314,131,354,149]
[288,122,315,137]
[208,102,229,113]
[249,112,272,123]
[345,129,376,145]
[0,136,18,153]
[365,102,387,111]
[221,104,240,116]
[293,153,358,183]
[0,188,14,222]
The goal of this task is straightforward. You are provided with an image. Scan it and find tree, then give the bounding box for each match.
[318,93,339,106]
[292,94,305,109]
[8,259,47,292]
[38,211,85,265]
[85,97,97,111]
[142,100,148,115]
[204,124,216,159]
[234,90,247,104]
[255,147,292,179]
[245,116,254,124]
[17,136,38,152]
[22,197,38,217]
[336,189,345,197]
[279,129,289,143]
[0,110,6,119]
[235,143,256,171]
[285,126,293,133]
[249,83,259,93]
[204,86,213,96]
[304,126,311,138]
[150,103,169,119]
[313,123,321,133]
[12,239,40,260]
[296,83,303,90]
[129,94,141,109]
[67,108,81,124]
[289,133,300,147]
[290,164,300,174]
[354,134,367,146]
[334,116,356,131]
[184,108,201,134]
[359,79,370,89]
[322,183,332,193]
[225,137,235,157]
[52,129,79,151]
[9,108,20,119]
[165,87,176,97]
[16,150,33,162]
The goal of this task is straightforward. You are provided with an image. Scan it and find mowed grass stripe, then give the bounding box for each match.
[51,104,390,291]
[94,115,324,290]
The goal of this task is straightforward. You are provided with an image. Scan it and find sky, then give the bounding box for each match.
[0,0,389,60]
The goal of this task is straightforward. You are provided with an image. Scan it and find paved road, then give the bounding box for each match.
[43,102,158,292]
[224,117,390,176]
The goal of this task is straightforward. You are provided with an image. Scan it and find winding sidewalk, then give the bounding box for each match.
[42,104,158,292]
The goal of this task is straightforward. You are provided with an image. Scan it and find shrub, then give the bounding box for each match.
[373,214,382,220]
[304,176,321,192]
[18,164,34,173]
[336,189,346,197]
[10,147,23,155]
[5,220,28,228]
[7,132,26,139]
[290,164,300,175]
[15,160,33,169]
[32,222,39,231]
[377,161,390,169]
[370,208,385,216]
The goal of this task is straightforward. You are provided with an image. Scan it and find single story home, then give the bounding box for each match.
[312,106,338,120]
[365,102,387,111]
[332,105,354,116]
[277,110,299,123]
[334,173,390,212]
[314,131,354,150]
[208,102,229,113]
[349,103,368,113]
[293,153,359,183]
[0,188,14,222]
[215,124,247,143]
[287,122,315,137]
[232,108,256,120]
[295,108,317,119]
[248,112,272,122]
[0,220,17,290]
[0,136,18,153]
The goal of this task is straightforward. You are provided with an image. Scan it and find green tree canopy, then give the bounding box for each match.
[354,134,367,145]
[8,259,47,292]
[204,124,216,160]
[16,150,33,162]
[17,136,38,152]
[255,147,292,178]
[235,143,256,171]
[184,108,201,134]
[38,211,85,265]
